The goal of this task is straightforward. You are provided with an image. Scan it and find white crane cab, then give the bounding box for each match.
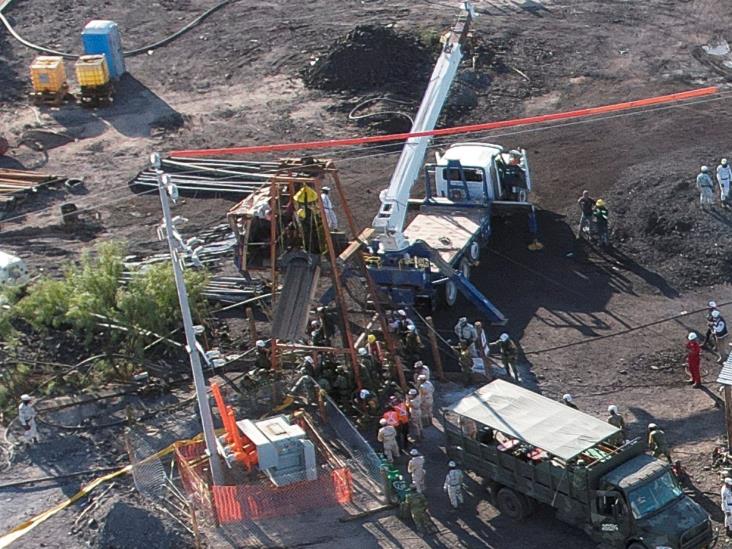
[430,143,532,206]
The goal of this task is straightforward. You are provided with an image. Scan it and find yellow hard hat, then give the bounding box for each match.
[296,208,307,219]
[595,199,605,207]
[367,334,376,344]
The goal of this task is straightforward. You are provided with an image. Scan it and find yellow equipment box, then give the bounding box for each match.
[75,55,110,88]
[29,56,67,93]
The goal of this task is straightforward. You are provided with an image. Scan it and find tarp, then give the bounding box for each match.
[448,380,619,461]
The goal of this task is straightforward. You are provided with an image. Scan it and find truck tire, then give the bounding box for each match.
[443,279,458,307]
[496,487,531,520]
[460,258,471,279]
[468,241,480,263]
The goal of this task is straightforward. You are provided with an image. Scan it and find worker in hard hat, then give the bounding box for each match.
[703,300,719,348]
[301,355,316,378]
[402,324,423,364]
[413,360,430,384]
[490,332,519,382]
[387,395,410,449]
[254,340,270,370]
[407,389,423,442]
[721,477,732,537]
[562,393,578,410]
[718,159,732,208]
[577,190,596,239]
[592,199,609,247]
[457,341,473,387]
[606,405,626,445]
[686,332,702,387]
[648,423,672,463]
[377,418,400,463]
[18,394,39,445]
[454,317,477,355]
[697,165,715,210]
[320,186,338,229]
[408,449,426,493]
[443,461,464,509]
[417,375,434,428]
[711,309,729,363]
[405,482,430,533]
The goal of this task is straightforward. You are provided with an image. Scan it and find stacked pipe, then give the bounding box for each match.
[0,168,67,209]
[119,271,265,304]
[128,156,284,197]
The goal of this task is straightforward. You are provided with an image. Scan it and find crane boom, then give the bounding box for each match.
[371,2,474,252]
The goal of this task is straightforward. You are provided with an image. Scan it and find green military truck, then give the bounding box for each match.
[444,380,713,549]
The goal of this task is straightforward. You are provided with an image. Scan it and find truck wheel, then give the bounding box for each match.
[468,241,480,262]
[460,258,471,279]
[496,487,530,520]
[444,280,458,307]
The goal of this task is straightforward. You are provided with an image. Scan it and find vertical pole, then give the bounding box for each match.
[474,321,493,381]
[269,177,280,371]
[725,385,732,451]
[331,167,407,392]
[245,307,257,345]
[312,174,361,389]
[425,316,445,382]
[188,498,202,549]
[155,160,224,486]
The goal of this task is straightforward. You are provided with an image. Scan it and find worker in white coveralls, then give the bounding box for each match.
[408,449,426,493]
[454,317,477,355]
[406,389,423,442]
[697,165,715,210]
[718,159,732,208]
[722,477,732,537]
[18,394,39,445]
[377,418,399,463]
[417,375,434,427]
[320,186,338,229]
[443,461,464,509]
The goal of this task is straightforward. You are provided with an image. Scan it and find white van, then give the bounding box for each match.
[0,251,30,287]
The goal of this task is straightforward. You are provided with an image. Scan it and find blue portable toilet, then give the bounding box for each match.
[81,20,126,80]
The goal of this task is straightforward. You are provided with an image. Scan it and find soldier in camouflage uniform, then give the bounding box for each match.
[457,342,473,387]
[648,423,672,463]
[606,404,626,446]
[405,483,430,533]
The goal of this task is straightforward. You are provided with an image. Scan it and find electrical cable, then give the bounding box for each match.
[348,97,415,127]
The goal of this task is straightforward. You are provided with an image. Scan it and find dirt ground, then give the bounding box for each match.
[3,0,732,546]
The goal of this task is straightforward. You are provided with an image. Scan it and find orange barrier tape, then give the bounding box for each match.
[169,86,719,158]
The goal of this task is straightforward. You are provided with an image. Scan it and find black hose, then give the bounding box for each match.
[0,0,233,60]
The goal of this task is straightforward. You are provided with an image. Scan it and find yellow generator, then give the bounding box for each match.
[29,56,69,106]
[75,55,114,108]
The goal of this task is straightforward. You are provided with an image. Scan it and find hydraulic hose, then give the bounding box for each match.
[0,0,234,59]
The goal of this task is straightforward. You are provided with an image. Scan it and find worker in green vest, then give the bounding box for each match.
[648,423,672,463]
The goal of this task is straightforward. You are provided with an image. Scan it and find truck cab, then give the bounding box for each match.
[430,143,532,205]
[591,454,712,549]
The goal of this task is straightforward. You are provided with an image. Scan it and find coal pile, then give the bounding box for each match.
[95,501,186,548]
[609,165,732,290]
[303,25,434,93]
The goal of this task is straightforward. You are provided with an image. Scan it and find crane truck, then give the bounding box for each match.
[364,2,539,324]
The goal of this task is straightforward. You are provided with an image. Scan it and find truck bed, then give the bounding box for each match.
[403,207,486,266]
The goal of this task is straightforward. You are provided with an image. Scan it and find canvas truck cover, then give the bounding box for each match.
[448,380,619,461]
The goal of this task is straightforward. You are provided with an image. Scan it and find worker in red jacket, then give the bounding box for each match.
[686,332,702,388]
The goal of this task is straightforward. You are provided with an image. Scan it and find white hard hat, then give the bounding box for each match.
[648,422,657,429]
[20,394,31,402]
[709,301,718,308]
[322,186,330,192]
[688,332,697,341]
[459,317,467,323]
[410,449,419,456]
[726,477,732,485]
[256,340,265,348]
[360,389,372,400]
[499,333,509,342]
[310,320,319,327]
[317,306,325,312]
[304,356,314,364]
[358,347,368,356]
[723,159,729,166]
[417,375,427,382]
[379,418,387,426]
[701,165,709,172]
[398,309,407,317]
[562,393,572,402]
[608,405,618,414]
[448,461,456,468]
[407,324,416,332]
[713,310,721,318]
[408,389,418,396]
[414,361,423,368]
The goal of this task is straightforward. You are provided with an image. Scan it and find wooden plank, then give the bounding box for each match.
[338,227,374,262]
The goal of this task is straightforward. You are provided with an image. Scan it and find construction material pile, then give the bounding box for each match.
[0,168,67,211]
[302,25,434,93]
[609,162,732,290]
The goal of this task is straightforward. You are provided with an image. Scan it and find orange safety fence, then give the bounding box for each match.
[212,468,353,523]
[174,441,215,521]
[169,86,719,158]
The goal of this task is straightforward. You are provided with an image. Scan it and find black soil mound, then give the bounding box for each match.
[609,166,732,290]
[303,25,435,93]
